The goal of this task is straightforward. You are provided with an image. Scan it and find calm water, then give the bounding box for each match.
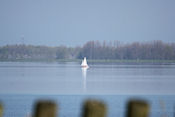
[0,62,175,94]
[0,62,175,117]
[0,95,175,117]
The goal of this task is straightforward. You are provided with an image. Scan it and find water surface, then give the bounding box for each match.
[0,62,174,94]
[0,62,175,117]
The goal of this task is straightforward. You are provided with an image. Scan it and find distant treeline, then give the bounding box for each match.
[0,40,175,61]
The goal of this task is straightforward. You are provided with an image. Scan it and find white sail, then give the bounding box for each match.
[81,57,88,67]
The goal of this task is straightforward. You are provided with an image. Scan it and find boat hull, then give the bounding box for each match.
[81,65,89,68]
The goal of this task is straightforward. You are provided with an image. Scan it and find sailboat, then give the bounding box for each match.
[81,57,89,68]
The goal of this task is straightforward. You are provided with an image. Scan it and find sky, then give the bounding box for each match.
[0,0,175,46]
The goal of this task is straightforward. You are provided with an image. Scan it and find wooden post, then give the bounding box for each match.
[82,100,107,117]
[126,100,150,117]
[0,104,3,117]
[33,101,57,117]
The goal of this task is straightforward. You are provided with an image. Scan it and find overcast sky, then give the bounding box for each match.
[0,0,175,46]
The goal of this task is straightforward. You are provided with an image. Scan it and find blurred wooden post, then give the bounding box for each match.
[0,104,3,117]
[126,100,150,117]
[34,101,57,117]
[82,100,107,117]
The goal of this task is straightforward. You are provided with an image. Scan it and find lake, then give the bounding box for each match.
[0,62,175,117]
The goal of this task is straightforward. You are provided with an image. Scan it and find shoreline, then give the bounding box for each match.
[0,59,175,63]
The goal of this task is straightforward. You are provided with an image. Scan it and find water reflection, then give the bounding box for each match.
[82,67,88,92]
[1,62,175,94]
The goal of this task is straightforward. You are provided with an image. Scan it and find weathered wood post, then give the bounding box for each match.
[0,103,3,117]
[126,100,150,117]
[33,101,57,117]
[82,100,107,117]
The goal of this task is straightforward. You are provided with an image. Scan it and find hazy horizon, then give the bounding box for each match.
[0,0,175,46]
